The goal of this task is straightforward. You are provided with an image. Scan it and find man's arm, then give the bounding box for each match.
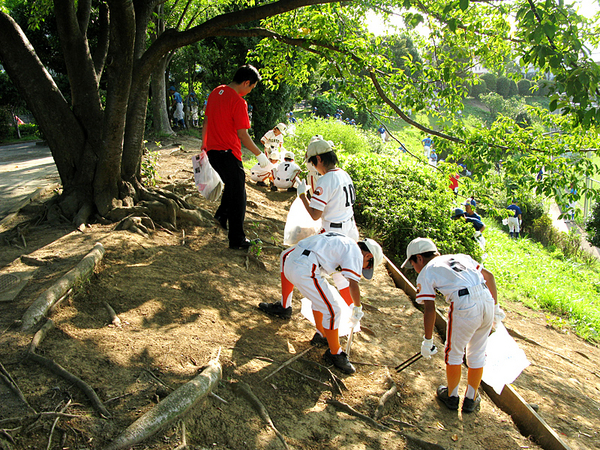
[237,129,262,156]
[299,193,323,220]
[423,300,436,339]
[348,279,361,307]
[481,268,498,304]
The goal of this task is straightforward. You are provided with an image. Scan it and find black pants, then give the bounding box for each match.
[207,150,247,246]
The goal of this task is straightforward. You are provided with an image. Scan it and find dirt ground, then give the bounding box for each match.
[0,136,598,450]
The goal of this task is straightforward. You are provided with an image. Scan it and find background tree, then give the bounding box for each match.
[518,78,532,96]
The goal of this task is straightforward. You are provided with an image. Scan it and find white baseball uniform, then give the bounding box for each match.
[250,161,276,182]
[415,254,494,368]
[309,168,359,242]
[306,162,321,193]
[280,232,362,330]
[261,130,283,152]
[273,161,301,189]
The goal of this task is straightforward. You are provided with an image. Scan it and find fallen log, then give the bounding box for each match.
[103,355,222,450]
[21,242,105,332]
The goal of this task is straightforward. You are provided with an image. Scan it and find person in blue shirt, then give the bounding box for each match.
[463,200,481,221]
[169,86,185,129]
[506,200,522,238]
[378,125,386,142]
[452,208,485,232]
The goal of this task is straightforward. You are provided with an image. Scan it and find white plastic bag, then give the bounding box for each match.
[192,151,223,202]
[283,197,322,246]
[482,323,530,395]
[300,293,359,337]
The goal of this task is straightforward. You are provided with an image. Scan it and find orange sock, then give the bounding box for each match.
[446,364,462,397]
[339,287,353,307]
[466,367,484,399]
[280,271,294,308]
[313,310,326,337]
[322,327,341,355]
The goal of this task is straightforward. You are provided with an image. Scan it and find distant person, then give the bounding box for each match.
[401,237,505,413]
[422,135,433,159]
[250,150,279,187]
[452,208,485,232]
[201,64,269,249]
[378,125,386,142]
[272,151,301,192]
[429,149,438,167]
[449,173,460,196]
[506,199,522,238]
[186,91,199,127]
[463,200,481,221]
[260,123,286,154]
[169,86,185,129]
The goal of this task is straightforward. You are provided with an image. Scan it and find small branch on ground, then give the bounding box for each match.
[46,399,71,450]
[261,346,313,382]
[28,319,54,354]
[0,362,36,414]
[373,369,398,421]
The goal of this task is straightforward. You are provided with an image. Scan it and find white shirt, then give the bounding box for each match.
[250,161,276,177]
[273,161,300,182]
[309,168,355,223]
[415,254,486,304]
[261,130,283,150]
[296,232,362,282]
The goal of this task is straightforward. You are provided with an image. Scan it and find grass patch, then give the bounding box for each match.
[485,222,600,342]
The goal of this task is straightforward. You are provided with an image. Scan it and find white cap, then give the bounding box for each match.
[310,135,324,143]
[269,151,280,160]
[306,138,333,159]
[284,151,294,160]
[360,238,383,280]
[401,238,438,268]
[275,123,287,134]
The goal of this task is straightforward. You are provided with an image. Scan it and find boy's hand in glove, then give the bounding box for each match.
[349,305,363,327]
[420,337,438,359]
[257,152,269,168]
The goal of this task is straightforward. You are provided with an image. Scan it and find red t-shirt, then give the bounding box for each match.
[204,85,250,161]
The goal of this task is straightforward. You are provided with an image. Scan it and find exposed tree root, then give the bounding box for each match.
[103,354,222,450]
[300,358,348,394]
[0,362,35,414]
[373,370,398,421]
[46,399,71,450]
[232,381,289,450]
[21,242,105,332]
[261,346,313,381]
[102,301,122,327]
[28,319,54,354]
[26,353,110,418]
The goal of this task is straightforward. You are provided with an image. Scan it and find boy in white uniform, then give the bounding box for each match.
[306,135,323,193]
[258,232,383,374]
[401,237,506,413]
[260,123,286,156]
[272,151,301,192]
[250,151,279,187]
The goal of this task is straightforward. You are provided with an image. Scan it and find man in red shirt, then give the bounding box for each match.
[201,65,269,249]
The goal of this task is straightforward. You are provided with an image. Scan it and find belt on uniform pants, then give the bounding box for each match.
[458,288,470,297]
[302,249,311,256]
[457,283,488,297]
[330,223,342,228]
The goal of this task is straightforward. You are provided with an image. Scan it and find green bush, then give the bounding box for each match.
[586,202,600,248]
[469,79,487,99]
[508,79,518,97]
[481,73,497,93]
[517,79,532,96]
[496,76,510,98]
[344,153,483,265]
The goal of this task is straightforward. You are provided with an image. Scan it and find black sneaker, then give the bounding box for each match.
[270,185,278,192]
[436,385,460,410]
[256,181,267,187]
[258,302,292,319]
[462,395,481,413]
[287,187,297,192]
[310,332,328,347]
[214,214,227,230]
[323,349,356,374]
[229,238,260,250]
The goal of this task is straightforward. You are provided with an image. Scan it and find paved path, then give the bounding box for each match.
[0,141,60,222]
[549,202,600,260]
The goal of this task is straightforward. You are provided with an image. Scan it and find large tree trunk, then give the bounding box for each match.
[150,55,176,136]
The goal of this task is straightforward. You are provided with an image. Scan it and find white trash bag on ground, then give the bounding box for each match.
[284,197,322,246]
[192,151,223,202]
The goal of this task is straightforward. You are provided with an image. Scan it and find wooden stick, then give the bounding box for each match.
[327,399,401,433]
[174,420,187,450]
[0,362,35,413]
[29,319,55,354]
[0,412,84,426]
[261,346,313,381]
[27,352,111,418]
[233,382,289,450]
[102,301,122,327]
[300,358,347,393]
[47,399,71,450]
[284,366,336,393]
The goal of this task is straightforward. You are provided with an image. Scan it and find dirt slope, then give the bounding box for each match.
[0,136,598,450]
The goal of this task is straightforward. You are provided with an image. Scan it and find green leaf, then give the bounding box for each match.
[460,0,469,11]
[448,18,457,32]
[543,23,556,40]
[403,0,412,9]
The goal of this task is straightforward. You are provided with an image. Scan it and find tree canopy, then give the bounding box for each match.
[0,0,599,227]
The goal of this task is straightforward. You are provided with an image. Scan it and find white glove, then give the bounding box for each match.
[256,152,269,168]
[349,305,363,328]
[297,180,307,197]
[493,304,506,330]
[420,337,438,359]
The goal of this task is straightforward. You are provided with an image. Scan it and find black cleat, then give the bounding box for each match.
[310,332,329,347]
[462,395,481,413]
[287,187,297,192]
[323,349,356,374]
[256,181,267,187]
[437,385,460,410]
[258,302,292,319]
[270,185,278,192]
